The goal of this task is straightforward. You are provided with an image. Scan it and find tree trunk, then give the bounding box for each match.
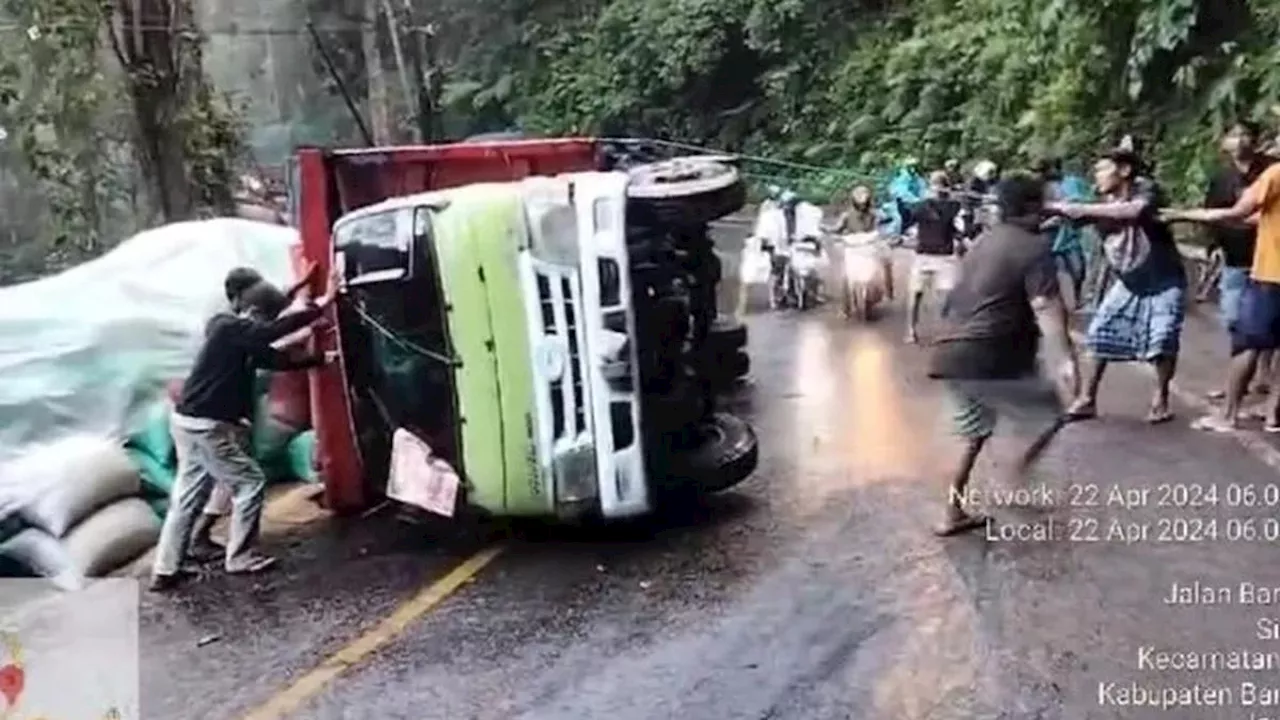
[364,0,392,144]
[109,0,199,222]
[379,0,415,140]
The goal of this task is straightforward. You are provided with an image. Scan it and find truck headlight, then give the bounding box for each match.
[527,198,579,266]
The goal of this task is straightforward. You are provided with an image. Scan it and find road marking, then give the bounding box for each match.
[239,544,506,720]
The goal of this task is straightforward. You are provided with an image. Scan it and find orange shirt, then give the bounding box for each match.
[1249,164,1280,282]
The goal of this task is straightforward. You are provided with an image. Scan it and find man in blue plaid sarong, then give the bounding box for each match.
[1047,148,1187,424]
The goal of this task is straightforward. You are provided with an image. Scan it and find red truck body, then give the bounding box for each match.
[294,139,602,512]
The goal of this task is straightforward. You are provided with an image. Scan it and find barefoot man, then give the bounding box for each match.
[1163,133,1280,432]
[928,173,1081,536]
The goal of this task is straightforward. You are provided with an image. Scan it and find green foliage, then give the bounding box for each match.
[439,0,1280,202]
[0,0,118,250]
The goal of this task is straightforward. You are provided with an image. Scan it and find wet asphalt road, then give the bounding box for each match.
[143,232,1280,720]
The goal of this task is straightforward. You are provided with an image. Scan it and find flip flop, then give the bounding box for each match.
[933,514,988,537]
[226,554,277,575]
[1063,405,1097,421]
[1190,415,1235,433]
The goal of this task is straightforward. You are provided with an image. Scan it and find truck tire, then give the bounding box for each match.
[626,157,746,227]
[705,349,749,392]
[669,413,758,494]
[708,315,747,351]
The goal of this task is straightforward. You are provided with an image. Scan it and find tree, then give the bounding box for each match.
[106,0,242,221]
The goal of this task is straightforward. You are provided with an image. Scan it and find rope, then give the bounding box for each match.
[346,300,460,368]
[603,137,872,178]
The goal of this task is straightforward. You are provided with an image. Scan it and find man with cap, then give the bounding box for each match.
[151,267,338,591]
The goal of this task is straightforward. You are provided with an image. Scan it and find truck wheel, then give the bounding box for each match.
[670,412,758,494]
[626,157,746,226]
[705,349,749,392]
[708,315,747,351]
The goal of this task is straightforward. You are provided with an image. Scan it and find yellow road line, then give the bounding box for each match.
[240,544,506,720]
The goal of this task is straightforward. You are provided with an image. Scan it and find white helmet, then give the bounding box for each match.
[973,160,998,181]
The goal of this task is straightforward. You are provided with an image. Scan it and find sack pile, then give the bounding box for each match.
[0,436,158,589]
[0,380,320,588]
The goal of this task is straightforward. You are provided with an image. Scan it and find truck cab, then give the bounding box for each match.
[292,140,756,519]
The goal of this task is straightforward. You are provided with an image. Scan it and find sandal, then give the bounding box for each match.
[933,513,988,537]
[1064,401,1097,421]
[1146,409,1175,425]
[1191,415,1235,433]
[226,553,277,575]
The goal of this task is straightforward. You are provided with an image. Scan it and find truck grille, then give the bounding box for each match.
[535,271,587,440]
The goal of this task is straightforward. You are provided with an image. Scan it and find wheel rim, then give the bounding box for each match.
[627,158,738,199]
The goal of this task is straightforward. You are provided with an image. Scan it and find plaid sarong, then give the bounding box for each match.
[1086,281,1185,361]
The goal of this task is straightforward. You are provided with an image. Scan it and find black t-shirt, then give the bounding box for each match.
[914,198,961,255]
[176,308,323,424]
[928,221,1059,379]
[1204,156,1275,267]
[1096,177,1186,291]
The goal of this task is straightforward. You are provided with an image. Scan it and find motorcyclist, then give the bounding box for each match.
[959,159,1000,240]
[827,185,894,300]
[943,158,964,189]
[763,189,827,308]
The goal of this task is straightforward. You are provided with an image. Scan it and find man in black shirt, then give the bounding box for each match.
[151,270,338,591]
[1203,121,1276,407]
[906,171,963,343]
[928,174,1081,536]
[187,264,318,558]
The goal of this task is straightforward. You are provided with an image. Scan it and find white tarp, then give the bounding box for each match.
[0,219,298,468]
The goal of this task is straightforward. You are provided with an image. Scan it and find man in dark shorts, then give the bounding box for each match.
[1199,122,1276,413]
[928,173,1082,536]
[1164,133,1280,431]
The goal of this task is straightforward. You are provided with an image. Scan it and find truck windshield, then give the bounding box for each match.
[337,208,460,470]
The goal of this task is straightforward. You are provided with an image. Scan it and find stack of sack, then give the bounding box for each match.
[127,374,318,519]
[0,436,159,590]
[0,378,319,588]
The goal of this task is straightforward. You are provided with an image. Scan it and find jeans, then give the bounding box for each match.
[1219,266,1250,330]
[153,422,268,575]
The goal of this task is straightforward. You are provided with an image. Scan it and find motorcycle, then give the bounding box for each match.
[838,231,889,321]
[749,196,828,311]
[771,238,827,311]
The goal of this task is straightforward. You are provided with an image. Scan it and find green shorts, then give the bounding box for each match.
[944,376,1065,441]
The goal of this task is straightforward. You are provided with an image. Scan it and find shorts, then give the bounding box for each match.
[1219,266,1249,331]
[944,375,1065,441]
[1231,280,1280,355]
[909,253,958,294]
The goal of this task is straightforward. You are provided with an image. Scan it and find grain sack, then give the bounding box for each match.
[285,431,318,483]
[126,400,175,466]
[127,448,175,498]
[62,498,160,577]
[0,528,85,590]
[16,436,141,537]
[255,415,301,482]
[265,370,312,430]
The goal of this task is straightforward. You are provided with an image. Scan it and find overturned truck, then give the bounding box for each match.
[293,139,757,520]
